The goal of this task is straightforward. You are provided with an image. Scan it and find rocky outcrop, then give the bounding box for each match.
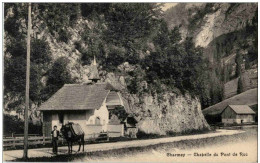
[31,10,99,83]
[165,3,257,47]
[124,92,210,135]
[103,67,210,135]
[193,3,257,47]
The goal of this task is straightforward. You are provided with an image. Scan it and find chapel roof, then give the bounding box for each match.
[38,83,115,111]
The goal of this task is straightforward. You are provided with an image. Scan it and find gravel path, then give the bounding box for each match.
[3,129,244,161]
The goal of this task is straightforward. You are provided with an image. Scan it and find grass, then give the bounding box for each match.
[224,77,239,98]
[13,127,257,162]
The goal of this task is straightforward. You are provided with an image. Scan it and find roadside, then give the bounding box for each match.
[3,129,244,161]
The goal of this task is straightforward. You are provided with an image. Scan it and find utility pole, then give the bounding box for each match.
[23,2,31,159]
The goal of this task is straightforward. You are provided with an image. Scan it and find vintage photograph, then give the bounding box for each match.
[3,2,258,162]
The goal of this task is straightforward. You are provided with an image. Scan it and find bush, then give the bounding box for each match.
[136,130,162,139]
[74,41,82,51]
[3,114,42,136]
[58,29,71,43]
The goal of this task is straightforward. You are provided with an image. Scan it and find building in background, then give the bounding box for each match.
[221,105,255,124]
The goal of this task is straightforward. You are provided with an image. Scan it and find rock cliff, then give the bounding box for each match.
[103,67,210,135]
[165,3,257,47]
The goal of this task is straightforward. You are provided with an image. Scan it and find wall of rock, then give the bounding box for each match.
[103,70,210,135]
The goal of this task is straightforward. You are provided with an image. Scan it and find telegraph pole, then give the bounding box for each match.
[23,3,31,159]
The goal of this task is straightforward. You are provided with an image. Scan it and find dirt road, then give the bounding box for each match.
[3,129,244,161]
[77,127,257,162]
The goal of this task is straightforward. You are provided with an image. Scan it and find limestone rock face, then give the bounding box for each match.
[105,73,210,135]
[164,3,257,47]
[194,3,257,47]
[129,93,210,135]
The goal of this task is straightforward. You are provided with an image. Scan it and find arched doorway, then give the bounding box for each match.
[95,117,101,125]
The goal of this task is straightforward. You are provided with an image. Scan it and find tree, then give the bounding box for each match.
[80,3,111,19]
[103,46,126,71]
[104,3,162,47]
[4,38,52,109]
[169,26,182,45]
[237,77,243,94]
[235,52,243,77]
[37,4,80,41]
[43,57,75,101]
[153,20,170,50]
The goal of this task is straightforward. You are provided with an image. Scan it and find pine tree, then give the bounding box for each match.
[237,77,244,94]
[235,52,243,77]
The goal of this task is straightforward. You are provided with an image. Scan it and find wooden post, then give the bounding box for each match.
[43,134,45,145]
[23,3,31,159]
[12,138,15,149]
[107,131,109,141]
[42,123,45,145]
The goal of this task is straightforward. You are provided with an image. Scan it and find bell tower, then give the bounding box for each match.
[89,56,100,83]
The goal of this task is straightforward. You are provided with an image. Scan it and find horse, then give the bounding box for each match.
[60,122,85,154]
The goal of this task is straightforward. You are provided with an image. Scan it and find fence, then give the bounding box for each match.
[3,131,121,150]
[4,134,40,139]
[3,136,52,148]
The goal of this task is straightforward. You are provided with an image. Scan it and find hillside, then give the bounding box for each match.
[165,3,257,64]
[4,3,211,135]
[164,3,258,108]
[165,3,257,47]
[224,67,257,99]
[203,88,258,116]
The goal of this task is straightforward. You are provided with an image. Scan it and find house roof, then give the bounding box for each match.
[225,105,256,115]
[106,91,124,106]
[38,83,114,111]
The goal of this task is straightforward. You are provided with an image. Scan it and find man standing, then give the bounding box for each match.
[51,125,59,154]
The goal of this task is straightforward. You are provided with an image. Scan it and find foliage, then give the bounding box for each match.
[235,52,242,77]
[3,114,42,135]
[109,106,128,122]
[80,3,111,19]
[142,24,211,99]
[58,29,71,43]
[43,57,75,101]
[126,66,147,94]
[104,3,162,47]
[136,130,161,139]
[4,37,52,108]
[237,77,243,94]
[153,20,170,50]
[80,21,106,66]
[80,3,163,67]
[37,4,80,38]
[169,26,182,45]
